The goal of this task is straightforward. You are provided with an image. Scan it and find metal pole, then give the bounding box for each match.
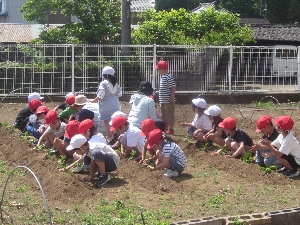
[297,46,300,92]
[71,44,75,93]
[228,45,233,93]
[152,44,157,90]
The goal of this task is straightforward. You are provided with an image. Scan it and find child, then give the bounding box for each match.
[156,60,176,134]
[14,96,43,132]
[54,92,75,112]
[88,66,122,145]
[203,105,227,147]
[147,129,187,178]
[58,94,78,123]
[212,117,253,158]
[27,105,49,139]
[250,116,281,168]
[139,119,166,165]
[56,120,80,157]
[79,119,107,145]
[109,111,127,149]
[181,98,212,147]
[110,116,145,159]
[37,110,67,149]
[261,116,300,178]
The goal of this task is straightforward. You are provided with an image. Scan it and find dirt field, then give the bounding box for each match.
[1,98,300,224]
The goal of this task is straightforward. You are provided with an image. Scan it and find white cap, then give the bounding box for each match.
[102,66,115,76]
[28,92,44,102]
[65,92,74,100]
[74,95,87,105]
[109,111,127,125]
[204,105,221,116]
[66,134,87,150]
[192,98,207,108]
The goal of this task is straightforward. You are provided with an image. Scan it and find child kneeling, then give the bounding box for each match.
[147,129,187,178]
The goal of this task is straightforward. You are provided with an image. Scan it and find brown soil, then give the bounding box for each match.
[1,100,300,224]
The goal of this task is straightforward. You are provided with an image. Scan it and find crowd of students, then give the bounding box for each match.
[12,61,300,188]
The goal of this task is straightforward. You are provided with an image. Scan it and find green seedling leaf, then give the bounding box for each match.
[265,168,272,174]
[260,167,266,171]
[270,166,277,170]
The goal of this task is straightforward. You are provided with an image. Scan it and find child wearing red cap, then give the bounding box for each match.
[79,119,106,145]
[250,116,281,168]
[26,105,49,139]
[211,117,253,158]
[261,116,300,178]
[110,116,145,159]
[147,129,187,177]
[37,110,67,150]
[156,60,176,135]
[57,94,78,123]
[181,98,212,147]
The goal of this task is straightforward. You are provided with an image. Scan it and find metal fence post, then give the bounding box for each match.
[228,45,233,93]
[298,46,300,92]
[71,44,75,93]
[152,44,157,90]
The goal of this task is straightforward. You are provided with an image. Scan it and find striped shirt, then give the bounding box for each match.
[162,141,187,168]
[159,73,176,104]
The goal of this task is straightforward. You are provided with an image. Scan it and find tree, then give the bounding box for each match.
[287,0,300,23]
[132,7,255,46]
[265,0,290,24]
[20,0,121,44]
[219,0,261,15]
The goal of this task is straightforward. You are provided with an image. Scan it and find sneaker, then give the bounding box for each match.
[72,166,84,174]
[165,129,174,135]
[276,167,288,173]
[285,170,299,178]
[164,169,179,178]
[95,173,111,187]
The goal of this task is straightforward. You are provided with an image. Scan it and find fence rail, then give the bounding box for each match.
[0,44,299,97]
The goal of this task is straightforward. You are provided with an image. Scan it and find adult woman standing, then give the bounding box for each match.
[89,66,122,145]
[127,81,161,129]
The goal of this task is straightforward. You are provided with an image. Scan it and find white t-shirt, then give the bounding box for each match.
[272,132,300,165]
[45,122,66,136]
[192,114,212,131]
[125,126,145,153]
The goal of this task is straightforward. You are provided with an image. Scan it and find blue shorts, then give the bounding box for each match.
[99,114,112,121]
[170,154,184,174]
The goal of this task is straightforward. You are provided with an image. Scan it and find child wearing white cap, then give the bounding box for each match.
[203,105,227,147]
[88,66,122,145]
[181,98,212,147]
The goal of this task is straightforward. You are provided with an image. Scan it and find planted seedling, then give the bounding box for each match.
[240,151,253,164]
[58,156,67,168]
[270,166,277,170]
[220,146,228,155]
[265,168,272,174]
[128,151,136,160]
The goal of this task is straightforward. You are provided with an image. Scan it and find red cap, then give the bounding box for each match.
[110,116,127,131]
[274,116,294,131]
[219,117,236,130]
[149,95,154,100]
[140,119,155,136]
[29,99,43,111]
[45,110,58,125]
[65,120,80,139]
[147,129,162,148]
[155,61,168,70]
[36,106,49,115]
[255,116,272,132]
[66,95,76,105]
[79,119,94,134]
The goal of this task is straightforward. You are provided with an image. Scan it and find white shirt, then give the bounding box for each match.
[272,132,300,165]
[125,126,145,153]
[192,114,212,131]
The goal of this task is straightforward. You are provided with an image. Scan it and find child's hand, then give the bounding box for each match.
[210,149,221,156]
[58,168,66,172]
[149,166,155,171]
[262,152,273,159]
[181,122,186,127]
[260,138,271,147]
[250,144,260,152]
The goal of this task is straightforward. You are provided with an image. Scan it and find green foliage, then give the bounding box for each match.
[240,150,253,164]
[219,0,261,15]
[20,0,121,44]
[265,0,290,24]
[287,0,300,23]
[132,7,255,46]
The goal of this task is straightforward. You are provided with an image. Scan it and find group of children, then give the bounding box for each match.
[181,96,300,178]
[12,60,300,189]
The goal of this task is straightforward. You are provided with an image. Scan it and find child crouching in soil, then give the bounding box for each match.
[211,117,253,158]
[147,129,187,178]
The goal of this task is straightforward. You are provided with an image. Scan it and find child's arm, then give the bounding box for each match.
[37,132,48,146]
[83,160,96,181]
[169,86,176,103]
[230,142,246,158]
[181,122,193,127]
[88,96,101,103]
[150,156,169,171]
[260,139,283,158]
